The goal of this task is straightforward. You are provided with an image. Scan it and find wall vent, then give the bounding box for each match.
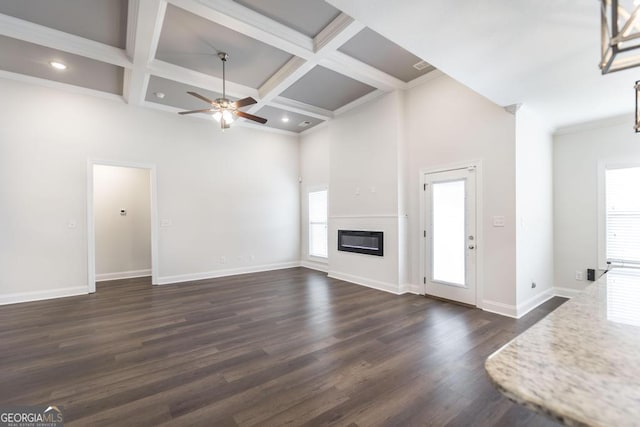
[298,121,311,127]
[413,60,430,71]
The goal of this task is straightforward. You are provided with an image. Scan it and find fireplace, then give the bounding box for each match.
[337,230,384,256]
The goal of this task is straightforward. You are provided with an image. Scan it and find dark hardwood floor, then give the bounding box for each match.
[0,268,565,426]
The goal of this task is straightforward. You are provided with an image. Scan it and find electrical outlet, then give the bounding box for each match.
[220,256,227,264]
[575,270,584,281]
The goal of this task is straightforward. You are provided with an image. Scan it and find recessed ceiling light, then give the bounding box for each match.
[50,61,67,70]
[282,116,290,123]
[154,92,165,99]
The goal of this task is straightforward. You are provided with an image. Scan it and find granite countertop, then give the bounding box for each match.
[485,268,640,427]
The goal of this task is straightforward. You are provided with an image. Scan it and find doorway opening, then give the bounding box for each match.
[87,160,158,293]
[421,164,480,306]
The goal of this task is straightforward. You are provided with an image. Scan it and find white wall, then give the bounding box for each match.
[94,165,151,280]
[328,91,406,293]
[405,74,517,310]
[554,116,640,292]
[0,78,300,304]
[515,105,554,313]
[299,124,330,271]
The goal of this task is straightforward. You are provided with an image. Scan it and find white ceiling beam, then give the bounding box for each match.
[149,59,259,99]
[0,69,125,103]
[0,13,131,68]
[246,57,314,115]
[334,89,386,116]
[257,57,312,101]
[166,0,314,59]
[269,97,334,121]
[124,0,167,105]
[321,51,406,91]
[314,14,364,53]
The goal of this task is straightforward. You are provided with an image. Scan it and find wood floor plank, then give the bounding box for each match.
[0,268,564,426]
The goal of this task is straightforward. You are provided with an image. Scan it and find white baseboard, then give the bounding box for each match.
[0,286,88,306]
[516,288,555,318]
[96,269,151,282]
[483,287,580,319]
[328,270,401,295]
[156,261,301,285]
[553,286,582,299]
[481,300,518,318]
[300,260,328,273]
[400,283,421,295]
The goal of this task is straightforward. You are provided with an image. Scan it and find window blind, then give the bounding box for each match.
[606,167,640,265]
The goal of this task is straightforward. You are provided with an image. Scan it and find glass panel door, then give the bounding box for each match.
[424,167,477,305]
[432,179,466,286]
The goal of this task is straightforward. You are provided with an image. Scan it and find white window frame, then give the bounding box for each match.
[307,186,328,260]
[597,160,640,270]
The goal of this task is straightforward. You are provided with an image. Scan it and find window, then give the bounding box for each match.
[605,166,640,265]
[308,189,328,258]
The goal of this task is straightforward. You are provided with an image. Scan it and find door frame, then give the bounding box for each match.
[419,160,483,306]
[87,159,159,293]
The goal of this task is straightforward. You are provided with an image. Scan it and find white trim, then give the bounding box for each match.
[149,59,259,100]
[314,13,364,53]
[96,269,152,282]
[329,214,407,219]
[0,13,131,68]
[553,113,634,136]
[300,260,329,273]
[124,0,167,105]
[553,286,582,299]
[0,70,125,103]
[481,300,518,318]
[269,96,334,121]
[334,89,386,116]
[157,261,301,285]
[596,160,640,270]
[419,160,484,306]
[299,121,329,137]
[0,287,87,306]
[87,160,159,293]
[328,270,401,295]
[168,0,314,59]
[321,52,405,91]
[516,288,555,318]
[400,283,421,295]
[405,69,445,89]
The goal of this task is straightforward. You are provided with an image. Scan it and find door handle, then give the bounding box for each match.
[468,245,475,250]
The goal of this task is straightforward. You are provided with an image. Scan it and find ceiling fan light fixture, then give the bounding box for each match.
[177,52,266,128]
[222,110,234,123]
[600,0,640,73]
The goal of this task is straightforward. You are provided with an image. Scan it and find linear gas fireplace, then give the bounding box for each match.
[337,230,384,256]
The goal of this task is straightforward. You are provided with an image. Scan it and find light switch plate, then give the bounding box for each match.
[493,216,505,227]
[160,219,172,227]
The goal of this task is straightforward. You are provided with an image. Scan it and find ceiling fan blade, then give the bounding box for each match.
[178,108,214,115]
[235,110,268,124]
[187,91,215,105]
[234,97,257,108]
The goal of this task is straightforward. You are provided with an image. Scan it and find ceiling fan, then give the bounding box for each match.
[178,52,267,129]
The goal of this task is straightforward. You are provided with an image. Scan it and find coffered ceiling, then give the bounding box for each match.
[0,0,436,134]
